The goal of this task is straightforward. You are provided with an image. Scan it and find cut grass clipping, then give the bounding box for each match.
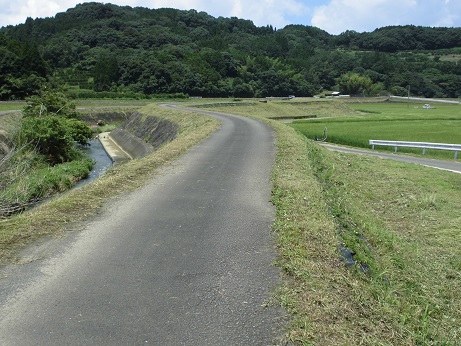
[0,104,219,264]
[203,99,461,345]
[1,98,460,344]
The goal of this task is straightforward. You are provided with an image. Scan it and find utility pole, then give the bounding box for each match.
[407,84,410,108]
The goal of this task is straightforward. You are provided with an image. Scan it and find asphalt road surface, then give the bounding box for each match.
[0,109,288,345]
[319,142,461,174]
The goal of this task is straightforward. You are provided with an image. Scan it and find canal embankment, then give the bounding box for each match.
[98,112,179,162]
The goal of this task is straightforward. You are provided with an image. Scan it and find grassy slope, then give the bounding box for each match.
[0,104,219,263]
[1,99,460,344]
[202,99,461,345]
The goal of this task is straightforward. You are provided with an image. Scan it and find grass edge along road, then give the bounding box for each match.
[272,121,460,345]
[203,100,461,345]
[1,99,461,345]
[0,104,219,264]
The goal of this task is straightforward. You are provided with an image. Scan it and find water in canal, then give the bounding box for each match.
[74,138,114,188]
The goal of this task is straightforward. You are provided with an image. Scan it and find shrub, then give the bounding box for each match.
[23,87,79,119]
[17,116,88,163]
[18,86,93,162]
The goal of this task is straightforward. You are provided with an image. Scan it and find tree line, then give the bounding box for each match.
[1,2,461,100]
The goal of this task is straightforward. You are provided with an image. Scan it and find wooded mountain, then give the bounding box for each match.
[1,2,461,100]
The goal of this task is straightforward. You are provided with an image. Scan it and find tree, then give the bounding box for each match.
[23,86,79,118]
[66,118,94,146]
[19,86,93,162]
[2,3,461,99]
[93,51,120,91]
[337,72,373,95]
[18,116,77,163]
[20,42,49,77]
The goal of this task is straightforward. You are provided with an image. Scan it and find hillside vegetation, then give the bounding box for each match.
[1,2,461,343]
[1,2,461,100]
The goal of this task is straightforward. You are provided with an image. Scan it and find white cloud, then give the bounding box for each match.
[130,0,309,28]
[228,0,309,28]
[311,0,461,34]
[0,0,67,26]
[311,0,418,34]
[1,0,460,33]
[0,0,308,29]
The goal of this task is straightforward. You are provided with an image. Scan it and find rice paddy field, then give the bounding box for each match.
[1,98,460,344]
[289,101,461,159]
[202,98,461,345]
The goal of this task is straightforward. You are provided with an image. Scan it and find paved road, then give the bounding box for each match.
[319,142,461,174]
[390,96,460,104]
[0,110,287,345]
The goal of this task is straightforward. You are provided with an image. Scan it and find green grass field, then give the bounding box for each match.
[0,101,25,111]
[289,101,461,159]
[202,98,461,345]
[1,98,460,344]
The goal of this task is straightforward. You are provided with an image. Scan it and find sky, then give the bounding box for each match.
[0,0,460,35]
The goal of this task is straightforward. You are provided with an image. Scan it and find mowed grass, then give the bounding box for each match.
[1,98,460,344]
[194,97,359,118]
[0,103,219,263]
[202,99,461,345]
[0,101,25,111]
[289,101,461,159]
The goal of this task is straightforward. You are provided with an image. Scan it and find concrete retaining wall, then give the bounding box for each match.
[108,112,179,159]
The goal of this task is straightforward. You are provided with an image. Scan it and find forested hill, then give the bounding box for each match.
[1,2,461,100]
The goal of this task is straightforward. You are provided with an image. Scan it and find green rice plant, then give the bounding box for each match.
[203,99,461,344]
[289,102,461,159]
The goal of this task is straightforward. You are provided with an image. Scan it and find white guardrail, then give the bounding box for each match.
[369,140,461,159]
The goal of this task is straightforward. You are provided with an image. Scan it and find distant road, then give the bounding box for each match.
[319,142,461,174]
[0,110,21,116]
[390,96,460,104]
